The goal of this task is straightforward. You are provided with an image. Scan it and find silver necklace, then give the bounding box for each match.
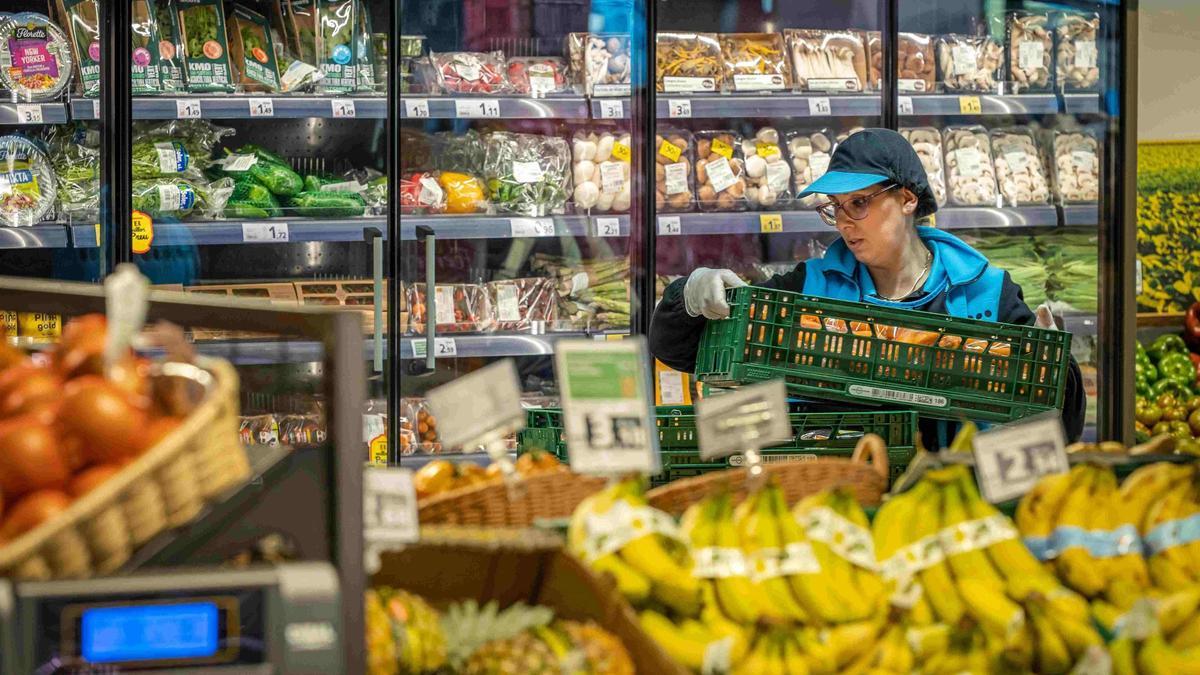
[878,248,933,301]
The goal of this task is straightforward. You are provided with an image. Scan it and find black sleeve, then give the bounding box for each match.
[648,263,808,373]
[996,271,1087,442]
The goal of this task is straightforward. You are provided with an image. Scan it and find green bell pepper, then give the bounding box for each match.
[1152,378,1192,399]
[1149,334,1190,363]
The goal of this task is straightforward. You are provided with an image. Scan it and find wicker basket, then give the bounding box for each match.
[645,435,890,515]
[0,358,249,580]
[418,470,608,527]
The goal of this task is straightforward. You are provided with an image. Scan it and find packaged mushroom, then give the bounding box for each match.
[836,126,866,145]
[656,32,723,93]
[694,131,747,212]
[787,129,835,209]
[900,127,947,207]
[942,125,998,207]
[867,32,936,93]
[741,127,792,210]
[784,29,868,93]
[1007,11,1054,93]
[935,34,1003,93]
[719,33,791,92]
[1052,130,1099,204]
[568,33,631,96]
[655,129,695,213]
[990,127,1051,206]
[1054,12,1100,92]
[571,129,631,213]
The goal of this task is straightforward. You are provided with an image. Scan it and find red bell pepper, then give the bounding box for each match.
[1186,302,1200,353]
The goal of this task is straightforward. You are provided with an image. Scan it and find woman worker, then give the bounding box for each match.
[649,128,1085,447]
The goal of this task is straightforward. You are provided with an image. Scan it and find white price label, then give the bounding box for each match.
[403,98,430,118]
[455,98,500,118]
[973,412,1069,504]
[175,98,202,119]
[242,222,290,243]
[598,99,623,119]
[807,97,832,116]
[91,99,100,119]
[898,96,914,115]
[331,98,357,118]
[696,379,792,462]
[666,99,692,118]
[657,215,682,236]
[509,217,555,237]
[247,98,275,117]
[658,369,685,405]
[1136,259,1143,296]
[363,467,420,568]
[595,217,621,238]
[427,359,524,450]
[14,104,42,124]
[410,337,458,358]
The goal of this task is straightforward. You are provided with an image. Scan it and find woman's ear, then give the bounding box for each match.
[900,187,918,215]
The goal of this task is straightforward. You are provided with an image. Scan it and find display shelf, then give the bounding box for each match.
[400,214,628,240]
[934,206,1060,229]
[1062,93,1103,114]
[588,98,631,119]
[398,452,496,468]
[0,224,71,249]
[0,102,70,125]
[190,338,375,365]
[400,331,629,359]
[901,93,1060,115]
[1062,204,1101,227]
[71,218,386,248]
[400,95,590,119]
[656,211,826,236]
[70,95,388,120]
[655,93,881,119]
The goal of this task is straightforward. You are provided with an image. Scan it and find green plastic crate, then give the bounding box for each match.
[695,286,1073,424]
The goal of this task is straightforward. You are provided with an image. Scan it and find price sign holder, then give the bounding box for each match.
[426,359,526,485]
[363,466,420,573]
[696,380,791,484]
[972,411,1068,503]
[555,338,659,476]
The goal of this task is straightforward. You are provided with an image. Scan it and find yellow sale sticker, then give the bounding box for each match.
[711,138,734,159]
[612,142,631,162]
[18,312,60,339]
[658,140,682,162]
[132,210,154,254]
[0,311,16,335]
[760,213,783,233]
[958,96,982,114]
[756,143,780,158]
[369,435,388,466]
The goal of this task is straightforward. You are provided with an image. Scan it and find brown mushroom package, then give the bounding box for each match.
[567,33,631,96]
[1054,12,1101,91]
[936,34,1003,93]
[1052,130,1099,203]
[990,127,1051,206]
[741,127,792,210]
[785,29,868,93]
[942,125,998,207]
[1006,11,1053,93]
[787,129,835,209]
[655,129,695,213]
[719,33,791,92]
[694,131,748,212]
[900,127,946,207]
[656,32,723,93]
[868,32,936,93]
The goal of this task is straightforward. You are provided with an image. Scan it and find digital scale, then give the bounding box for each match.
[0,562,341,674]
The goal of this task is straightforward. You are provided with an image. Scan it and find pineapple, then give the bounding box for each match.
[463,631,561,674]
[559,621,634,675]
[441,600,556,672]
[373,587,447,674]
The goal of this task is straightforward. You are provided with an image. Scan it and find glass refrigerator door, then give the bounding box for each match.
[399,0,648,461]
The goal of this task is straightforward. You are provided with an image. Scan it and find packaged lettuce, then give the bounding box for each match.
[0,13,75,102]
[58,0,99,96]
[45,122,99,221]
[132,178,201,220]
[150,0,184,92]
[353,0,376,93]
[273,28,323,92]
[133,136,217,180]
[131,0,163,94]
[228,4,279,92]
[288,0,318,64]
[175,0,233,92]
[317,0,355,93]
[0,135,57,227]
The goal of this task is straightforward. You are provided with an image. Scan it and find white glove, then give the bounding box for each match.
[1034,303,1058,330]
[684,267,747,319]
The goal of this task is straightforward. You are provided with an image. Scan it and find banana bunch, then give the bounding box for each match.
[732,482,815,625]
[568,477,701,617]
[1133,464,1200,592]
[793,487,887,623]
[1108,597,1200,675]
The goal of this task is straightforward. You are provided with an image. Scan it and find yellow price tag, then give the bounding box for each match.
[0,311,16,335]
[94,223,100,247]
[606,333,626,340]
[18,312,60,339]
[658,140,682,162]
[369,435,388,466]
[760,213,783,233]
[131,210,154,254]
[756,143,780,158]
[612,142,631,162]
[927,213,938,228]
[958,96,982,114]
[711,138,734,159]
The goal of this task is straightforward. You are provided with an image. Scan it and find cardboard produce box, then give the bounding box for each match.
[372,528,686,675]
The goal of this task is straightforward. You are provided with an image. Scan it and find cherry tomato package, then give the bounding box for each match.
[505,56,569,96]
[399,171,447,215]
[429,50,510,94]
[406,283,493,334]
[487,278,557,332]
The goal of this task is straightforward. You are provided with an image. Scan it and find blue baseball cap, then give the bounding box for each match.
[799,128,938,217]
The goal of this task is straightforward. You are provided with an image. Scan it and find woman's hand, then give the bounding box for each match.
[684,268,747,319]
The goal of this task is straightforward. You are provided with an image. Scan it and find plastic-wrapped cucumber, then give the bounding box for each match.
[225,179,281,218]
[217,146,303,197]
[286,190,365,218]
[0,134,57,227]
[304,174,339,192]
[132,178,202,220]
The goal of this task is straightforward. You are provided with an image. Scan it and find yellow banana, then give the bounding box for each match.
[1170,610,1200,650]
[827,489,888,614]
[780,631,812,675]
[699,583,750,662]
[939,475,1006,590]
[906,623,950,659]
[699,492,770,626]
[908,482,965,625]
[1117,462,1193,529]
[1109,636,1138,675]
[679,618,717,644]
[1156,584,1200,635]
[1138,631,1200,675]
[955,576,1025,639]
[736,486,810,623]
[1006,573,1091,624]
[590,553,652,605]
[1090,599,1124,634]
[880,623,913,673]
[1181,482,1200,580]
[783,491,869,624]
[1143,479,1199,591]
[820,619,883,669]
[957,470,1048,582]
[732,634,773,675]
[1029,602,1073,675]
[1094,468,1153,604]
[1039,598,1103,660]
[1054,465,1109,598]
[639,609,709,671]
[794,627,837,675]
[872,482,931,619]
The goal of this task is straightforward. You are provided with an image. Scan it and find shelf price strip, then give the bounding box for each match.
[14,104,43,124]
[403,98,430,118]
[176,99,202,119]
[331,99,357,118]
[242,222,290,243]
[455,99,500,118]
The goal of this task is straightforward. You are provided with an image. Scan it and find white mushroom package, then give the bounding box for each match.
[787,129,835,209]
[900,127,947,208]
[942,125,998,207]
[741,127,792,209]
[1054,12,1101,91]
[936,34,1003,93]
[1052,130,1099,204]
[1007,11,1054,93]
[571,129,631,213]
[784,29,869,92]
[567,32,631,95]
[990,127,1051,206]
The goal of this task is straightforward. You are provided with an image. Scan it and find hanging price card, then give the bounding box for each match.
[696,379,791,461]
[427,359,524,451]
[973,412,1068,503]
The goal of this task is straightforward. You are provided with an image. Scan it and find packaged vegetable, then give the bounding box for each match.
[216,145,303,197]
[506,56,568,97]
[286,0,318,64]
[430,50,509,94]
[935,34,1002,93]
[131,177,206,220]
[787,129,835,208]
[784,29,868,92]
[150,0,185,93]
[571,129,631,213]
[943,125,998,206]
[286,189,365,218]
[227,4,280,92]
[655,31,722,93]
[399,170,446,215]
[225,178,281,218]
[900,127,946,208]
[654,129,694,213]
[175,0,234,93]
[990,127,1050,206]
[1054,12,1100,91]
[567,33,629,96]
[45,121,98,221]
[1006,11,1053,93]
[719,32,790,92]
[694,130,748,212]
[273,27,323,92]
[487,278,556,332]
[0,135,56,227]
[317,0,355,93]
[353,1,376,93]
[132,136,213,180]
[363,174,386,215]
[58,0,99,97]
[432,129,485,174]
[867,32,935,92]
[437,171,487,214]
[399,34,424,58]
[741,126,792,209]
[1052,130,1099,204]
[406,283,493,335]
[482,131,570,217]
[0,13,74,102]
[130,0,163,94]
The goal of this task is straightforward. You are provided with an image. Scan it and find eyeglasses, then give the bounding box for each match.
[816,184,900,226]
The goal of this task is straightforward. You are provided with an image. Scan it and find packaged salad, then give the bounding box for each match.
[432,128,486,174]
[58,0,99,96]
[228,4,280,92]
[719,33,791,92]
[316,0,355,93]
[175,0,234,93]
[571,129,631,213]
[0,13,74,101]
[694,130,748,212]
[44,121,99,221]
[0,135,57,227]
[655,129,694,213]
[151,0,185,93]
[132,177,230,221]
[482,131,570,217]
[131,0,163,94]
[430,50,509,94]
[655,32,722,93]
